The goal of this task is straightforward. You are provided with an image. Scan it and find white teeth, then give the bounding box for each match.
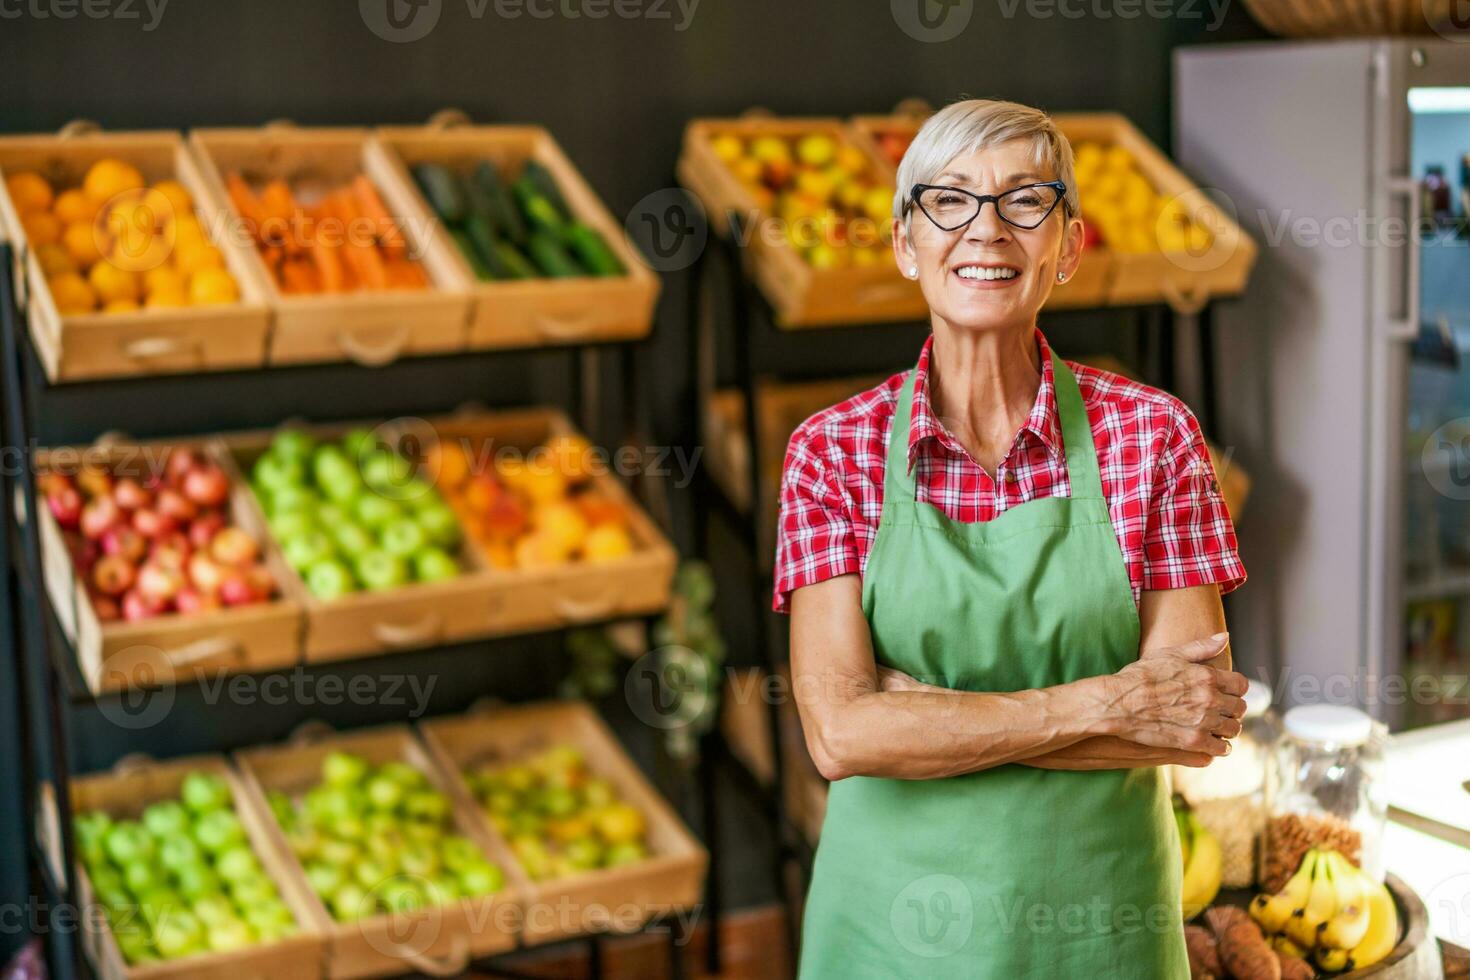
[955,266,1018,281]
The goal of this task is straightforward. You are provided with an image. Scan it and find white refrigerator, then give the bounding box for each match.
[1176,39,1470,729]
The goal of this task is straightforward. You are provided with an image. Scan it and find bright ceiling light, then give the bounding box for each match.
[1408,87,1470,113]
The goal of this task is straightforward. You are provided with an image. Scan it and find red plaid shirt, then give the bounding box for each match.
[773,331,1245,613]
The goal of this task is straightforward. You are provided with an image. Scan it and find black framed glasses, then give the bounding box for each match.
[909,180,1069,231]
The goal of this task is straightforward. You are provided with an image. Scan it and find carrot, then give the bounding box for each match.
[258,179,299,251]
[328,191,388,291]
[225,173,270,245]
[350,175,407,256]
[308,219,345,294]
[383,257,427,289]
[279,259,320,294]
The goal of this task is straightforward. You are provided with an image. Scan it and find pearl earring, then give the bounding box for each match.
[909,267,918,278]
[1057,272,1067,283]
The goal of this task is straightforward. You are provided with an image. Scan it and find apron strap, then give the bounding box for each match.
[883,343,1107,503]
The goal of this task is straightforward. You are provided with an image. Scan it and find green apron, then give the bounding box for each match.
[798,349,1187,979]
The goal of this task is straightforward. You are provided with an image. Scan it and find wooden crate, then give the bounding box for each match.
[0,126,271,382]
[187,127,469,366]
[31,440,302,694]
[233,725,521,979]
[419,701,707,946]
[677,117,927,328]
[374,120,659,350]
[57,754,326,980]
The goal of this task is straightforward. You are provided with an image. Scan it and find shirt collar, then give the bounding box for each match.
[906,328,1063,473]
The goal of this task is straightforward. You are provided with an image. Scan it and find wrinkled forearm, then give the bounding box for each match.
[1022,735,1209,771]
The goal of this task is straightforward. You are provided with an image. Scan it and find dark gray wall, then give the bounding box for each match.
[0,0,1269,965]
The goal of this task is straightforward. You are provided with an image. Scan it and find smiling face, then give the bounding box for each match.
[894,139,1084,334]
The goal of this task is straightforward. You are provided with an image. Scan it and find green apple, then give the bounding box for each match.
[313,448,362,504]
[379,761,426,790]
[192,809,245,853]
[282,530,335,572]
[89,863,125,897]
[123,859,161,894]
[214,846,262,884]
[269,511,316,544]
[341,428,378,462]
[115,930,159,965]
[379,518,427,558]
[399,842,439,877]
[205,916,255,953]
[427,874,461,904]
[284,824,321,860]
[379,878,425,913]
[364,830,402,867]
[329,882,369,922]
[323,751,369,788]
[361,451,413,493]
[181,772,231,814]
[228,874,279,909]
[80,837,109,871]
[355,549,408,591]
[174,862,222,901]
[331,521,375,559]
[269,429,317,465]
[104,821,155,865]
[252,454,305,497]
[564,836,603,871]
[134,887,183,926]
[304,862,343,897]
[394,477,434,506]
[266,790,296,830]
[335,813,367,841]
[267,485,318,518]
[438,835,481,873]
[413,548,459,583]
[353,857,391,891]
[75,810,113,850]
[457,861,505,897]
[314,502,347,529]
[582,778,616,809]
[317,837,361,867]
[190,893,237,926]
[414,504,461,548]
[364,812,399,837]
[159,833,203,869]
[244,900,295,937]
[305,558,355,600]
[152,909,205,958]
[403,789,450,823]
[540,787,578,819]
[144,800,191,841]
[403,820,441,844]
[365,774,404,812]
[354,494,402,529]
[604,841,647,867]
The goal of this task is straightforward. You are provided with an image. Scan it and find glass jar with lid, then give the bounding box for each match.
[1172,679,1278,887]
[1260,704,1388,893]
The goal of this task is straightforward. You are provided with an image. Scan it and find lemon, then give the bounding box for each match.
[151,179,193,216]
[836,145,870,175]
[710,135,743,164]
[62,221,104,269]
[88,261,140,304]
[53,188,95,225]
[47,272,97,314]
[861,187,893,223]
[795,134,837,168]
[145,286,187,309]
[173,236,223,277]
[6,171,53,213]
[144,265,186,296]
[35,243,75,278]
[83,158,145,205]
[187,267,239,306]
[750,136,791,165]
[102,297,140,314]
[20,210,62,247]
[583,524,633,563]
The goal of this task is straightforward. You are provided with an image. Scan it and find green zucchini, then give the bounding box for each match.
[527,231,586,278]
[472,162,526,245]
[521,159,573,223]
[564,222,624,276]
[450,228,494,280]
[412,163,464,224]
[512,178,566,238]
[489,241,539,280]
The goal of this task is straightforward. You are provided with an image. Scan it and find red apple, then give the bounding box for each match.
[245,565,275,601]
[80,497,122,540]
[121,589,164,621]
[210,527,258,567]
[112,477,152,511]
[186,552,227,595]
[91,555,136,596]
[47,486,83,530]
[143,473,163,491]
[165,450,198,484]
[100,526,147,564]
[92,595,121,621]
[76,464,113,500]
[131,507,178,540]
[175,588,220,615]
[188,510,226,550]
[68,538,100,574]
[218,573,256,607]
[183,464,230,508]
[155,488,198,523]
[137,560,185,604]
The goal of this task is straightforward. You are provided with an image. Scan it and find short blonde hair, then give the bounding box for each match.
[893,99,1078,231]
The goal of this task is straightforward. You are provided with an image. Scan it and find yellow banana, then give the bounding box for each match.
[1180,813,1222,920]
[1318,851,1371,950]
[1285,849,1339,949]
[1315,946,1350,971]
[1342,876,1399,971]
[1251,849,1318,936]
[1270,933,1307,958]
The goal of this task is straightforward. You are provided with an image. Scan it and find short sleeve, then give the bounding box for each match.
[772,428,859,614]
[1141,408,1247,595]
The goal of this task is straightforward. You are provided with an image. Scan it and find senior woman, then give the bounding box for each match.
[773,99,1249,978]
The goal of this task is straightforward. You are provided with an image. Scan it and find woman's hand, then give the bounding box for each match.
[1099,633,1248,756]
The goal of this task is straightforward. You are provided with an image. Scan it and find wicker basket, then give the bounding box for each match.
[1242,0,1459,36]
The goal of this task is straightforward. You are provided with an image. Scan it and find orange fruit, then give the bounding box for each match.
[151,179,193,216]
[6,171,53,213]
[513,531,570,569]
[62,221,103,269]
[47,272,97,314]
[583,523,633,563]
[87,261,140,304]
[172,236,223,277]
[546,434,595,482]
[19,210,61,247]
[533,501,589,555]
[102,298,139,314]
[188,267,238,306]
[82,158,144,205]
[144,265,186,296]
[145,286,187,309]
[34,243,75,278]
[53,189,95,225]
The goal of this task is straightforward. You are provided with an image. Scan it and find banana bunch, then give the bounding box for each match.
[1248,848,1398,972]
[1176,800,1222,920]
